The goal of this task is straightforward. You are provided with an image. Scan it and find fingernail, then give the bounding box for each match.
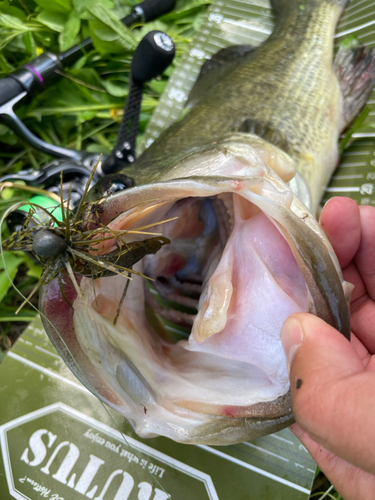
[281,317,303,372]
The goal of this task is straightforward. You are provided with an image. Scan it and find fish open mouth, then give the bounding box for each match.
[41,136,349,444]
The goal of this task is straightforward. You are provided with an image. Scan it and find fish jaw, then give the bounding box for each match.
[40,139,350,445]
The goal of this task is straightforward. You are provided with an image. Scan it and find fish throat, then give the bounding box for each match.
[143,194,234,329]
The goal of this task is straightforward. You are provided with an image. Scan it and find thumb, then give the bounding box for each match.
[281,313,375,475]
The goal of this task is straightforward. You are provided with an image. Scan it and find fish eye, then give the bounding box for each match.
[87,174,134,201]
[105,176,133,195]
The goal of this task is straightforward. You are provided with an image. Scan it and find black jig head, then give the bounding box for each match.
[32,229,68,258]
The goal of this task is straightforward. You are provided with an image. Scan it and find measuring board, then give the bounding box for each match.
[0,318,317,500]
[140,0,375,207]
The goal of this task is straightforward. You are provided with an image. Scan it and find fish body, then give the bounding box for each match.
[39,0,375,445]
[133,0,344,213]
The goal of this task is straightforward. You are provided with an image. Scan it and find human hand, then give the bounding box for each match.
[280,197,375,500]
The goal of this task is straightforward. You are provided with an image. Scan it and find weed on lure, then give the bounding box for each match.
[0,160,174,325]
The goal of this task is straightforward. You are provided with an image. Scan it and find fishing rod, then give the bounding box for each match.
[0,0,175,108]
[0,1,176,231]
[0,0,175,163]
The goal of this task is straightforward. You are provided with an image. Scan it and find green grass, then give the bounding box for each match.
[0,0,209,342]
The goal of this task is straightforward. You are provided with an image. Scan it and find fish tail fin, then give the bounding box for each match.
[271,0,349,14]
[334,44,375,128]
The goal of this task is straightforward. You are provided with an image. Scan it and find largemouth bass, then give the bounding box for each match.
[39,0,375,445]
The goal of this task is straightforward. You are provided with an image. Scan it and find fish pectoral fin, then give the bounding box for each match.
[186,45,256,108]
[334,44,375,128]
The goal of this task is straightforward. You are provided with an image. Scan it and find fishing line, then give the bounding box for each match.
[0,205,172,499]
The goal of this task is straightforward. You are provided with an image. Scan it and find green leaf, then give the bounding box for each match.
[22,255,43,279]
[90,21,119,42]
[1,187,14,200]
[73,0,113,16]
[87,3,136,50]
[33,0,72,14]
[71,54,87,70]
[22,31,37,56]
[192,11,206,31]
[148,79,167,95]
[0,33,18,51]
[59,11,81,50]
[27,104,123,118]
[132,20,168,42]
[101,77,128,97]
[0,2,26,21]
[0,315,37,322]
[0,52,13,73]
[77,110,97,122]
[339,34,359,50]
[161,0,211,21]
[0,12,27,30]
[36,11,68,32]
[0,306,37,322]
[0,124,10,135]
[0,252,26,303]
[85,143,110,154]
[89,28,125,54]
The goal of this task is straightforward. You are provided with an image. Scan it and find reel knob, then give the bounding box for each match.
[131,30,175,83]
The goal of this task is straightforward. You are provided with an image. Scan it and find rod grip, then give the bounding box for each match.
[0,78,24,107]
[136,0,176,22]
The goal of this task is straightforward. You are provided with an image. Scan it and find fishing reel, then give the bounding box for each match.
[0,2,176,232]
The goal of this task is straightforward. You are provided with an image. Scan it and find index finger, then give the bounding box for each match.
[320,197,361,269]
[354,205,375,303]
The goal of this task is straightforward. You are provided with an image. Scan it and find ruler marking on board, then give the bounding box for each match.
[338,162,367,167]
[336,18,375,37]
[332,174,364,180]
[326,187,361,192]
[344,151,370,155]
[243,442,290,462]
[339,3,375,23]
[196,445,310,494]
[270,434,294,445]
[35,345,62,361]
[221,18,272,35]
[344,0,370,13]
[7,352,92,395]
[340,11,375,30]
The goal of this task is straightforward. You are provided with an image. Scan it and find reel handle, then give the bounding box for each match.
[133,0,177,23]
[102,31,175,175]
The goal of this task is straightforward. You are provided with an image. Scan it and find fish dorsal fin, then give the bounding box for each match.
[186,45,255,108]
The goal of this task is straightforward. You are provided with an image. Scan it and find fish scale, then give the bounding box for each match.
[134,0,345,213]
[141,0,375,208]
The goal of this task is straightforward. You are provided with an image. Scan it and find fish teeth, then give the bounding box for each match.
[216,193,234,236]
